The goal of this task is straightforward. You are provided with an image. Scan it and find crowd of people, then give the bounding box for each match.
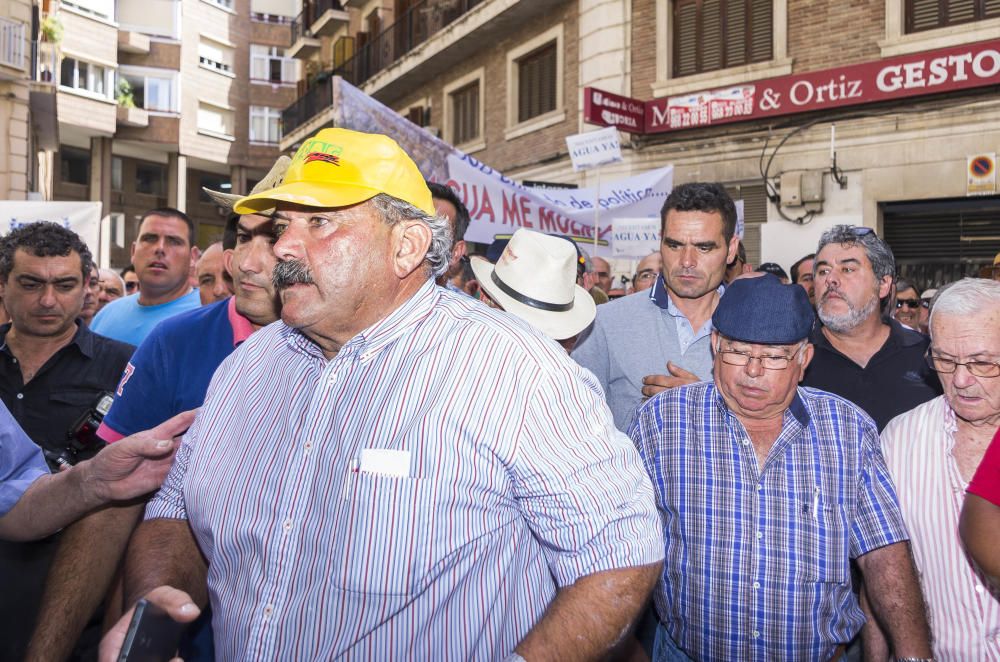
[0,126,998,662]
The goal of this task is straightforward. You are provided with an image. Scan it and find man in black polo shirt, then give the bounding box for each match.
[0,222,134,661]
[802,225,941,431]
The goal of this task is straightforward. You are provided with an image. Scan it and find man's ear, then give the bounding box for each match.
[878,275,893,299]
[450,239,467,269]
[222,248,235,279]
[392,221,432,279]
[130,240,137,262]
[796,343,815,382]
[726,235,739,266]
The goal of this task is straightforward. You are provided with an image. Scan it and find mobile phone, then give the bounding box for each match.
[117,598,187,662]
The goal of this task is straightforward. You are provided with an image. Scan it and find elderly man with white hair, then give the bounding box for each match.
[878,277,1000,660]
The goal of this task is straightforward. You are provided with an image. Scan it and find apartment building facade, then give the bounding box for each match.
[280,0,1000,285]
[42,0,296,266]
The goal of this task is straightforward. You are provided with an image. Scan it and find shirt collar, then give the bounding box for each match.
[352,278,439,362]
[0,320,94,358]
[226,297,254,347]
[281,279,440,363]
[711,382,812,428]
[650,274,725,317]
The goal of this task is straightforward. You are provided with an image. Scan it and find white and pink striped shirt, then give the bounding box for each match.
[882,396,1000,661]
[146,280,663,660]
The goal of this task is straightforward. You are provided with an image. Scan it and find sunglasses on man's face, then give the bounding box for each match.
[125,282,139,292]
[895,298,921,309]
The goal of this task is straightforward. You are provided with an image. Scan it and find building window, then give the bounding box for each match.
[199,173,231,202]
[203,0,234,10]
[198,38,234,75]
[517,43,557,123]
[197,101,235,138]
[451,84,479,144]
[506,25,564,136]
[672,0,773,78]
[111,156,123,191]
[0,18,26,70]
[905,0,1000,32]
[119,68,178,112]
[60,147,90,186]
[118,0,181,40]
[61,0,115,20]
[136,162,165,196]
[59,57,114,98]
[250,45,296,84]
[249,106,282,144]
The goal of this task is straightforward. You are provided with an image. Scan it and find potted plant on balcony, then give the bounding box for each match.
[116,79,136,108]
[40,15,63,44]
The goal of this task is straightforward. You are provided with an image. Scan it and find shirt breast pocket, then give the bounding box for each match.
[332,473,435,597]
[792,497,849,584]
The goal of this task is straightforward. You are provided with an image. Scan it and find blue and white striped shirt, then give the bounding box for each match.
[629,381,908,662]
[147,279,663,660]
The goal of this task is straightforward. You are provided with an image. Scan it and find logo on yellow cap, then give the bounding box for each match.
[304,152,341,166]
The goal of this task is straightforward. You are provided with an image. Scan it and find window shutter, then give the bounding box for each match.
[725,0,747,68]
[674,0,699,77]
[748,0,772,63]
[906,0,999,32]
[701,0,723,71]
[451,81,479,144]
[517,43,557,123]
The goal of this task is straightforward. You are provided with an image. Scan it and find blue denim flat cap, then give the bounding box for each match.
[712,273,815,344]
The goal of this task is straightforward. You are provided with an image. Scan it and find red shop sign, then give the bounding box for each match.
[583,88,646,133]
[585,39,1000,135]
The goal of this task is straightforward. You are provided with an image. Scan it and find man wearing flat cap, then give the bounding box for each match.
[630,274,933,662]
[102,128,663,661]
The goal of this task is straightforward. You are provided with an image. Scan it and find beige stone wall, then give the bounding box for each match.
[0,81,31,200]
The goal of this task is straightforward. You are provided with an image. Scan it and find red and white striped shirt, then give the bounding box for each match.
[882,396,1000,661]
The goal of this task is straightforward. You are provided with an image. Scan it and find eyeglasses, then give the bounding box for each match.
[634,269,658,283]
[125,282,138,292]
[850,226,875,238]
[925,352,1000,378]
[895,298,921,309]
[716,341,805,370]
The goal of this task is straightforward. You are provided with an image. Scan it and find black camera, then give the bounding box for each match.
[44,392,114,471]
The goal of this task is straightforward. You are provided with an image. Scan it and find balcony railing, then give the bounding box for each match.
[334,0,486,87]
[291,0,345,44]
[282,74,333,137]
[283,0,486,137]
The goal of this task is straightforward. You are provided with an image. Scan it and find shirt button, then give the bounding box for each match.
[756,484,763,491]
[975,584,985,594]
[304,440,313,454]
[756,531,763,539]
[282,518,293,532]
[263,604,273,618]
[752,581,760,589]
[753,630,760,638]
[15,393,23,400]
[742,438,750,445]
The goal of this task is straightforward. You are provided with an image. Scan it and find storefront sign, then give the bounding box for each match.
[583,88,646,133]
[585,39,1000,135]
[967,153,997,196]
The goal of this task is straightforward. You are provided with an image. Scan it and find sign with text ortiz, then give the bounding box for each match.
[565,126,624,171]
[583,39,1000,134]
[327,77,672,257]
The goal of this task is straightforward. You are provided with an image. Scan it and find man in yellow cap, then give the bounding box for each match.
[103,128,663,661]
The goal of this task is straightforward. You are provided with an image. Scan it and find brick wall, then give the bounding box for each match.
[788,0,883,72]
[631,0,657,99]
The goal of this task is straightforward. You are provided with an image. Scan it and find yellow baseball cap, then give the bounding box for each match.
[233,128,435,216]
[994,251,1000,266]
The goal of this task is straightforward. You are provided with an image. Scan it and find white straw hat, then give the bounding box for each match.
[470,229,596,340]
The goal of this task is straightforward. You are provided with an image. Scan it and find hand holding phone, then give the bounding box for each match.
[100,587,199,662]
[117,598,187,662]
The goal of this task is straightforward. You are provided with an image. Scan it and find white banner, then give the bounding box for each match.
[565,126,623,172]
[0,201,102,255]
[445,154,672,256]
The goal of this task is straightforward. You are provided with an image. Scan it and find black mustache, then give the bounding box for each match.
[272,259,315,290]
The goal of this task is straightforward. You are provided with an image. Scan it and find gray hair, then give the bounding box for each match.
[815,225,895,282]
[929,278,1000,333]
[369,193,452,278]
